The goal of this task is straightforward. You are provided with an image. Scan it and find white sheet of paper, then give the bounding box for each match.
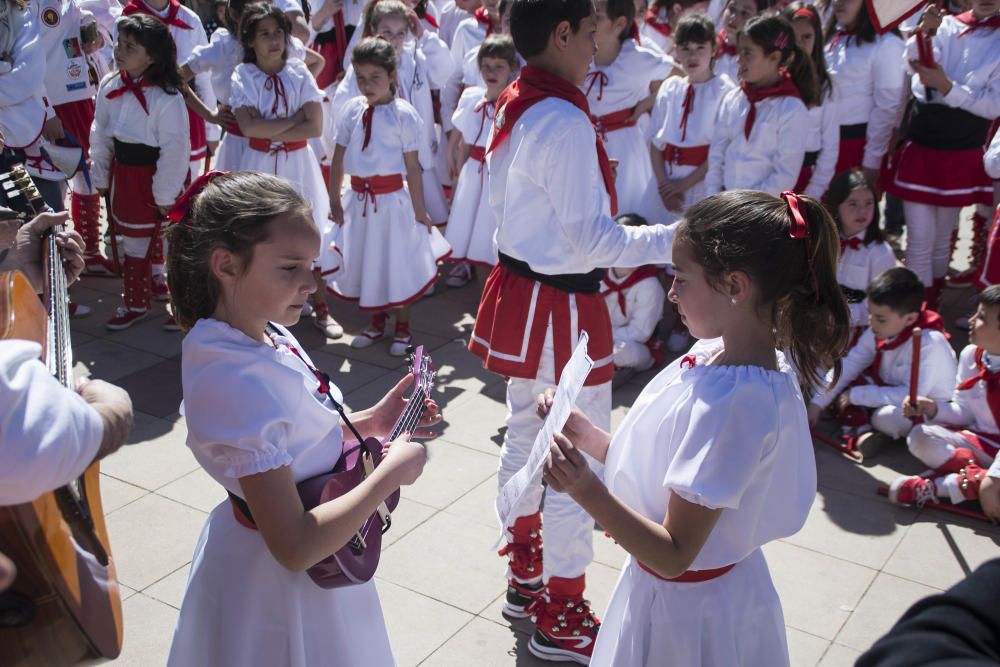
[494,332,594,548]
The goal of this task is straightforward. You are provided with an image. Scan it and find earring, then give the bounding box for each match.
[730,297,737,305]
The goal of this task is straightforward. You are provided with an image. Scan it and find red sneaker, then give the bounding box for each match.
[934,447,977,476]
[498,513,543,618]
[528,575,600,664]
[152,274,170,302]
[888,476,937,507]
[106,307,149,331]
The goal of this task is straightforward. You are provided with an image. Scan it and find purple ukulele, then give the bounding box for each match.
[298,346,435,589]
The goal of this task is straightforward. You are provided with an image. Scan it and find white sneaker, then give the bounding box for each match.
[445,262,472,288]
[68,302,91,318]
[350,325,385,349]
[389,333,412,357]
[315,315,344,339]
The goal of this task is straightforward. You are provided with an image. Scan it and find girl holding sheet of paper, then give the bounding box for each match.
[538,190,850,667]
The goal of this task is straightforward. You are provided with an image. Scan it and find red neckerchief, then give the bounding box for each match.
[105,70,153,114]
[741,71,800,140]
[472,98,494,146]
[418,7,439,29]
[630,21,641,45]
[956,347,1000,427]
[361,105,375,150]
[715,31,737,57]
[869,310,946,383]
[679,83,694,141]
[584,70,608,101]
[840,236,863,253]
[264,73,289,117]
[473,7,495,37]
[600,266,660,317]
[644,7,671,37]
[488,65,618,216]
[829,27,855,47]
[955,10,1000,36]
[122,0,192,30]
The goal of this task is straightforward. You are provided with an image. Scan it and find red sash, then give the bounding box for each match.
[662,143,709,166]
[601,266,660,318]
[350,173,404,216]
[122,0,192,30]
[956,347,1000,428]
[248,138,308,152]
[741,72,800,140]
[592,107,637,135]
[468,146,486,163]
[638,560,736,583]
[867,310,946,384]
[489,66,618,216]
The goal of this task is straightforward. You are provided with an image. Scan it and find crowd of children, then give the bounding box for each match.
[1,0,997,662]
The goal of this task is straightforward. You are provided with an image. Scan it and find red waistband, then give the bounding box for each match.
[592,107,637,134]
[230,496,257,530]
[248,137,308,153]
[638,560,736,582]
[662,144,710,166]
[468,146,486,163]
[350,173,405,195]
[225,121,245,137]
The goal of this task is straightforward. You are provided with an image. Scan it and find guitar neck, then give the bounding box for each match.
[387,385,427,442]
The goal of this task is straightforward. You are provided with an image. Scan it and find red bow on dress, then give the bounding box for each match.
[741,71,800,140]
[584,70,609,101]
[265,74,289,117]
[106,70,153,114]
[679,84,694,141]
[488,66,619,216]
[840,236,863,253]
[361,105,375,151]
[122,0,192,30]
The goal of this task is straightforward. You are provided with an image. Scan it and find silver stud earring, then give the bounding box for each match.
[730,297,737,305]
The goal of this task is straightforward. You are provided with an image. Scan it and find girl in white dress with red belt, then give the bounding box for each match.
[539,190,850,667]
[583,0,674,223]
[164,171,439,667]
[443,34,516,282]
[326,38,451,357]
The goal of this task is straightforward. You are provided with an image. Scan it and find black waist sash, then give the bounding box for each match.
[905,102,989,151]
[113,139,160,166]
[840,284,867,304]
[840,123,867,141]
[803,150,819,168]
[498,252,603,294]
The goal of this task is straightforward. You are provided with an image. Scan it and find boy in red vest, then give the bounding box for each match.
[469,0,675,661]
[808,267,957,459]
[890,285,1000,508]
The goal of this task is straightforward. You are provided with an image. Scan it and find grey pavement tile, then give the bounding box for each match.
[786,627,830,667]
[68,285,129,337]
[144,564,192,611]
[119,583,137,601]
[835,572,938,652]
[99,474,148,514]
[378,511,506,614]
[382,498,439,549]
[101,412,199,491]
[421,617,548,667]
[785,485,915,570]
[76,274,124,296]
[421,338,506,407]
[73,338,163,382]
[111,593,178,667]
[101,313,185,359]
[402,440,498,510]
[343,367,413,413]
[406,293,478,340]
[436,391,508,456]
[105,493,203,591]
[156,468,228,514]
[308,348,395,394]
[764,541,877,641]
[377,579,474,667]
[591,529,629,570]
[813,435,924,496]
[113,358,183,419]
[817,643,864,667]
[443,477,500,530]
[882,513,1000,590]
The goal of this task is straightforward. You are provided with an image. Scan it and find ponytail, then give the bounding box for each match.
[743,14,819,107]
[678,190,850,391]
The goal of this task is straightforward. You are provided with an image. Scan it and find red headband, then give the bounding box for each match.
[792,6,817,21]
[781,191,820,302]
[166,170,229,224]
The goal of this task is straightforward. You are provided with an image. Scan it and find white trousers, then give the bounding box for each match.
[907,423,996,470]
[497,321,611,581]
[903,202,960,285]
[870,404,916,439]
[613,339,654,371]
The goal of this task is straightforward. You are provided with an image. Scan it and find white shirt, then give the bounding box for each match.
[903,14,1000,121]
[437,0,470,46]
[986,130,1000,180]
[934,345,1000,436]
[0,5,48,149]
[0,340,103,505]
[90,72,191,206]
[801,85,841,197]
[449,14,486,70]
[451,85,493,148]
[649,74,734,179]
[334,96,422,177]
[824,31,906,169]
[605,338,815,569]
[33,0,97,106]
[181,319,344,496]
[813,327,957,410]
[487,97,675,274]
[837,233,899,328]
[604,271,666,345]
[705,86,811,196]
[582,39,674,117]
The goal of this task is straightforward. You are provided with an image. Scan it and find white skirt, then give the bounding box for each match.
[592,549,789,667]
[604,125,666,224]
[422,165,450,226]
[640,159,708,225]
[238,143,331,238]
[213,133,248,172]
[328,186,451,310]
[444,159,497,266]
[167,503,396,667]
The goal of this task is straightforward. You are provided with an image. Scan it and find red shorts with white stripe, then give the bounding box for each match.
[53,98,96,156]
[468,265,614,386]
[188,107,207,161]
[885,141,993,207]
[110,160,159,237]
[975,206,1000,291]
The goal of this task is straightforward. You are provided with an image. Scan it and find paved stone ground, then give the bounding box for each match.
[67,224,1000,667]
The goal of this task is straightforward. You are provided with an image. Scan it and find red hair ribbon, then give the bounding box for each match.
[780,190,820,302]
[166,170,229,223]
